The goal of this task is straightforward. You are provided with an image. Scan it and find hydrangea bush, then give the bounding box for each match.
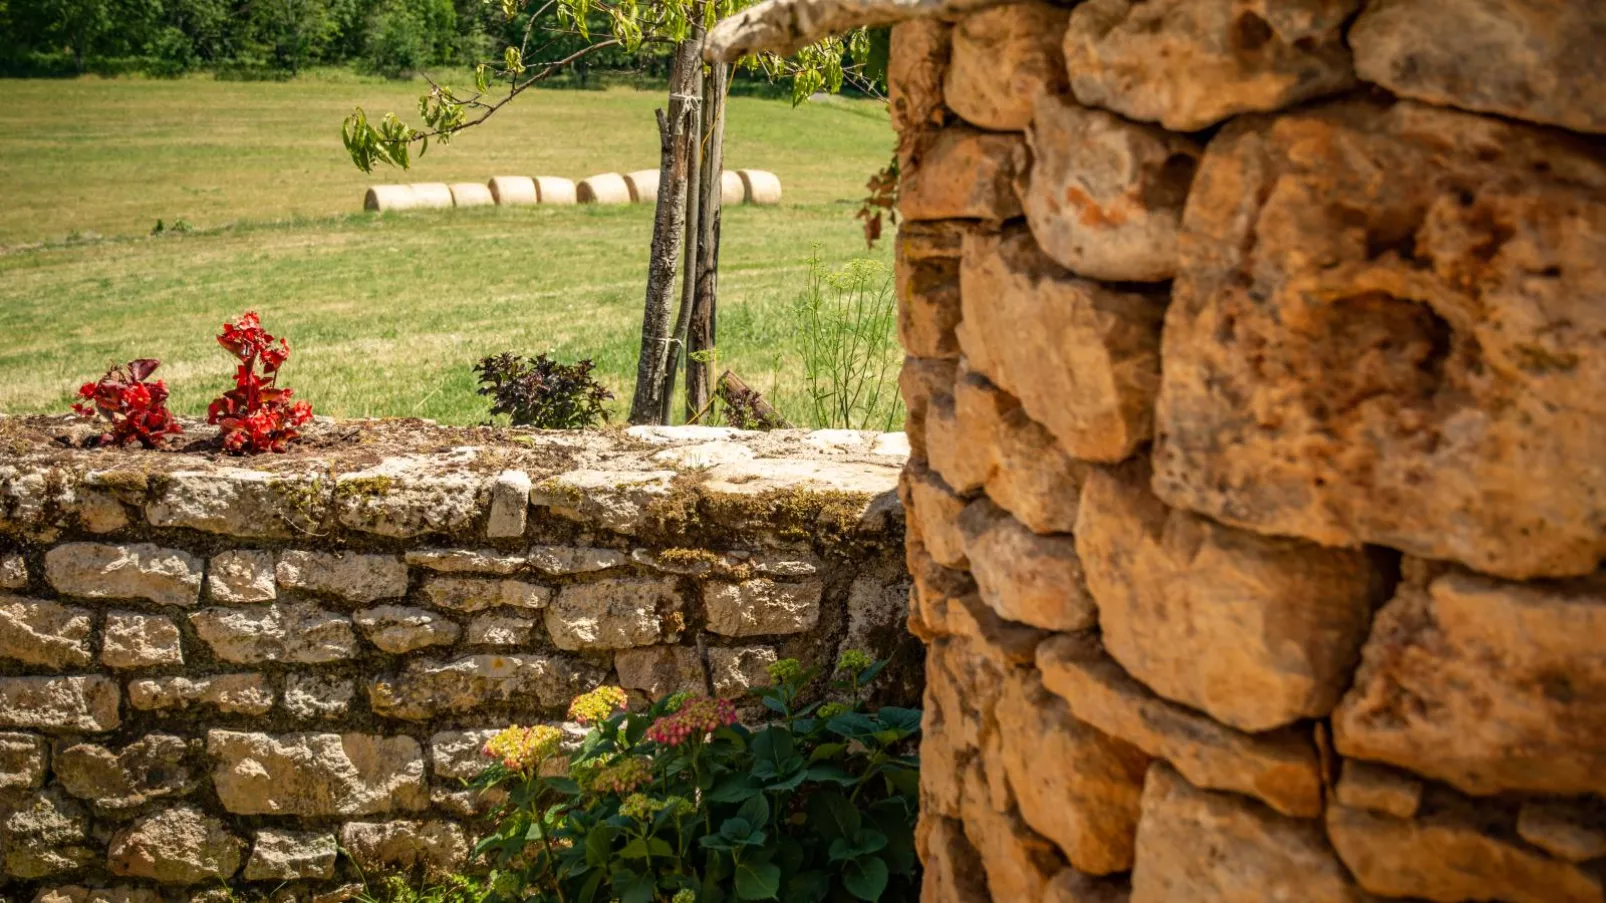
[472,653,921,903]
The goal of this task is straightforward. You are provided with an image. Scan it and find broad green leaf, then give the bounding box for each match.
[842,855,889,902]
[709,774,764,803]
[805,791,861,842]
[737,794,770,830]
[734,858,782,900]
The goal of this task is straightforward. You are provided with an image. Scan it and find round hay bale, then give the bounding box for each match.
[623,170,661,204]
[720,170,746,205]
[409,183,455,209]
[738,170,782,205]
[577,173,631,205]
[364,185,416,212]
[449,182,495,207]
[488,176,538,206]
[534,176,578,206]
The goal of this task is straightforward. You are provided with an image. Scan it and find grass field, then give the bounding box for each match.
[0,74,898,426]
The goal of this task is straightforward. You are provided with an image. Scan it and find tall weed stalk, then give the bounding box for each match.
[792,249,905,431]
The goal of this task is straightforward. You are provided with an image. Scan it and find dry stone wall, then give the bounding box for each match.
[892,1,1606,901]
[0,420,912,902]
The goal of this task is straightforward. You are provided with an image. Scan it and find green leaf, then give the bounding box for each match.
[805,791,860,843]
[577,868,605,903]
[828,828,888,863]
[875,707,921,734]
[842,856,889,902]
[617,869,656,903]
[585,824,616,866]
[709,774,764,803]
[734,858,782,900]
[805,762,856,785]
[826,712,879,740]
[781,870,830,903]
[808,742,847,763]
[737,794,771,830]
[720,816,755,841]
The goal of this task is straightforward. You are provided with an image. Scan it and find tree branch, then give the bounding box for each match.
[702,0,1007,61]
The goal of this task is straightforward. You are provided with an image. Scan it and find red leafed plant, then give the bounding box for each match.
[207,311,313,454]
[72,359,184,448]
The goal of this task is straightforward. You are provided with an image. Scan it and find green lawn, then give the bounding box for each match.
[0,74,898,426]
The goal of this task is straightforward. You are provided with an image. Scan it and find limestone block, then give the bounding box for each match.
[1021,97,1200,282]
[334,461,483,538]
[702,578,823,637]
[0,732,47,790]
[275,551,407,603]
[486,470,531,538]
[843,567,912,668]
[901,458,970,569]
[30,886,159,903]
[353,606,460,654]
[959,761,1062,903]
[1334,568,1606,796]
[423,575,551,613]
[1153,100,1606,580]
[614,645,706,698]
[1332,760,1421,820]
[206,731,428,816]
[1045,870,1131,903]
[1327,799,1604,903]
[918,816,991,903]
[997,666,1149,875]
[0,676,120,733]
[2,788,95,878]
[430,729,499,782]
[888,19,950,136]
[895,223,964,361]
[1518,800,1606,864]
[283,674,352,721]
[189,602,357,664]
[529,470,677,535]
[959,226,1165,463]
[929,371,1088,535]
[465,613,536,647]
[0,594,92,669]
[128,674,272,716]
[107,806,245,885]
[900,126,1025,223]
[339,821,468,878]
[405,549,527,575]
[748,551,823,578]
[368,654,605,720]
[898,355,957,458]
[911,543,1047,666]
[707,646,777,697]
[1077,460,1379,731]
[944,1,1069,131]
[243,830,337,881]
[527,545,629,575]
[55,734,197,813]
[101,612,183,669]
[546,577,681,650]
[1,554,27,589]
[959,499,1095,632]
[206,550,275,603]
[1036,634,1322,818]
[1351,0,1606,134]
[145,469,324,538]
[1131,764,1365,903]
[1063,0,1357,131]
[46,543,202,607]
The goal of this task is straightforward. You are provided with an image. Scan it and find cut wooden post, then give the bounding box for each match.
[687,61,729,421]
[659,25,709,425]
[627,37,703,425]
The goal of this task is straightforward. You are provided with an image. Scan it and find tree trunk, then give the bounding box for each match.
[626,37,703,425]
[658,30,708,424]
[686,61,729,421]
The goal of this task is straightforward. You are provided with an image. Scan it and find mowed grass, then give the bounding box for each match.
[0,75,897,425]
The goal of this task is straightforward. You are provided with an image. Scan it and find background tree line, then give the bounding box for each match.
[0,0,682,79]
